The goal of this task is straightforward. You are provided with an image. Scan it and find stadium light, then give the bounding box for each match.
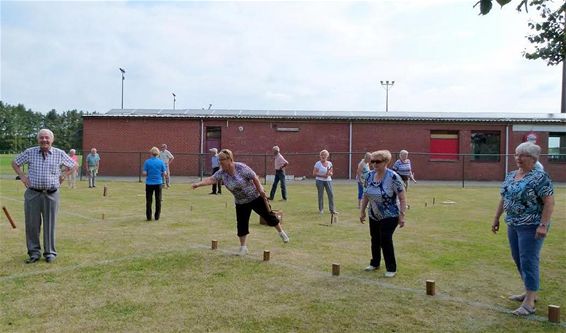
[380,80,395,112]
[119,68,126,109]
[172,93,176,110]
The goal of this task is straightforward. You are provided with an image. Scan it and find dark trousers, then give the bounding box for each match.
[235,196,279,237]
[368,216,399,272]
[211,167,222,194]
[146,184,162,220]
[269,169,287,200]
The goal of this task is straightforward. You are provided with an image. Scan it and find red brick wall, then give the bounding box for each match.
[83,117,566,181]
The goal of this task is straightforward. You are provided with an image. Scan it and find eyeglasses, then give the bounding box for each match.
[371,159,385,164]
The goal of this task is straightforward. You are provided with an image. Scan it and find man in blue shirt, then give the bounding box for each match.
[143,147,167,221]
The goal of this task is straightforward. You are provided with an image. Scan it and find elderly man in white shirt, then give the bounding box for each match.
[159,144,174,188]
[268,145,289,201]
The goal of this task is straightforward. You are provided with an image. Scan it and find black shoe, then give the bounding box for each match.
[209,192,217,195]
[25,257,40,264]
[45,256,55,263]
[268,197,274,201]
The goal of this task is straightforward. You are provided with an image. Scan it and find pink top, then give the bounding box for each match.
[274,153,288,171]
[71,155,79,166]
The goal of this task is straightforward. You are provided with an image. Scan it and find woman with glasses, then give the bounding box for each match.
[313,149,338,215]
[359,150,406,277]
[492,141,554,316]
[192,149,289,256]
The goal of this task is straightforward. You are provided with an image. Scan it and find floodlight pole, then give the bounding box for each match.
[380,80,395,112]
[172,93,176,110]
[119,68,126,109]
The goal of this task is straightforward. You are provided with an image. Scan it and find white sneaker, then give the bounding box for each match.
[279,231,289,243]
[319,210,324,214]
[364,265,379,271]
[238,246,248,256]
[384,271,396,278]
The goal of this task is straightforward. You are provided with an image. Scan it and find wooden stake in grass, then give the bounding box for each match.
[432,197,435,205]
[332,263,340,276]
[101,213,105,220]
[330,213,338,224]
[211,240,218,250]
[2,206,17,229]
[548,305,560,323]
[103,185,108,197]
[263,250,270,261]
[426,280,436,296]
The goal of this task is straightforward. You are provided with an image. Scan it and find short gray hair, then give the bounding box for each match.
[37,128,54,140]
[516,141,540,161]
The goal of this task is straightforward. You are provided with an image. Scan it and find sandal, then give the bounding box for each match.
[508,294,538,303]
[512,304,536,316]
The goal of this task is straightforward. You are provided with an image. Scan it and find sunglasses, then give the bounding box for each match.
[371,159,385,164]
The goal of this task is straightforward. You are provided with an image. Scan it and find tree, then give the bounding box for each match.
[475,0,566,113]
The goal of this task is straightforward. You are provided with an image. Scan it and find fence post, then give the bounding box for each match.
[138,152,142,183]
[264,153,267,185]
[461,154,465,188]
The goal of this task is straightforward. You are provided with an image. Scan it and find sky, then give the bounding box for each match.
[0,0,563,114]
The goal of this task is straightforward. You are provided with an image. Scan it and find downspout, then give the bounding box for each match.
[200,119,204,154]
[505,124,509,176]
[348,121,353,180]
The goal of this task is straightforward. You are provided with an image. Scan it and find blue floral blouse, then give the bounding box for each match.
[500,169,553,227]
[364,168,405,221]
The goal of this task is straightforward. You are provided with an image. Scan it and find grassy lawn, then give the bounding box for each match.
[0,179,564,332]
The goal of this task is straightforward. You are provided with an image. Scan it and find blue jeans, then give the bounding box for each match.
[269,170,287,200]
[507,224,545,291]
[315,180,335,213]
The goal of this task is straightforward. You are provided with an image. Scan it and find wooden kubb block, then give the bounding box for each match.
[260,210,283,225]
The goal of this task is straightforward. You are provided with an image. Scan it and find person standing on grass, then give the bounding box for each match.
[12,128,76,264]
[67,149,79,189]
[391,149,415,190]
[356,152,372,209]
[192,149,289,256]
[159,144,174,188]
[86,148,100,188]
[143,147,167,221]
[313,149,337,215]
[360,150,406,278]
[209,148,222,195]
[268,145,289,201]
[492,141,554,317]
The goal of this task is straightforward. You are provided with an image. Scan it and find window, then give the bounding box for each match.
[548,132,566,162]
[471,131,500,161]
[430,130,459,160]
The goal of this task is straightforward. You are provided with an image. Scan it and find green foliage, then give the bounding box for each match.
[475,0,565,66]
[0,101,84,152]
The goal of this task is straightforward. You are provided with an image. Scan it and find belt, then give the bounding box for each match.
[29,188,58,194]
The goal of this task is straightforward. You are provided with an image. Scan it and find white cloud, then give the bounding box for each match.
[0,0,561,114]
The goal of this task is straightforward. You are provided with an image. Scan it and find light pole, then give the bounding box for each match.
[172,93,176,110]
[380,80,395,112]
[119,68,126,109]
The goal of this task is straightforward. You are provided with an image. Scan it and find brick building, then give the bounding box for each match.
[83,109,566,182]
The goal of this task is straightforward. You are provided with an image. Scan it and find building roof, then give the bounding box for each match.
[85,108,566,124]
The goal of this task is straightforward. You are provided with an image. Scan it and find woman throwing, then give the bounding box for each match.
[192,149,289,256]
[492,142,554,316]
[360,150,407,277]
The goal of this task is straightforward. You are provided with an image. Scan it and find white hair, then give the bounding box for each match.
[37,128,54,140]
[516,142,541,161]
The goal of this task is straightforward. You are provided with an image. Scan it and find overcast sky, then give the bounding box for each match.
[1,0,562,114]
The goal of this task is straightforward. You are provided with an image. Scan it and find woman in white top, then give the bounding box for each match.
[313,150,337,214]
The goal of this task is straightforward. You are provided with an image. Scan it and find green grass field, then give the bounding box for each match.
[0,179,564,332]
